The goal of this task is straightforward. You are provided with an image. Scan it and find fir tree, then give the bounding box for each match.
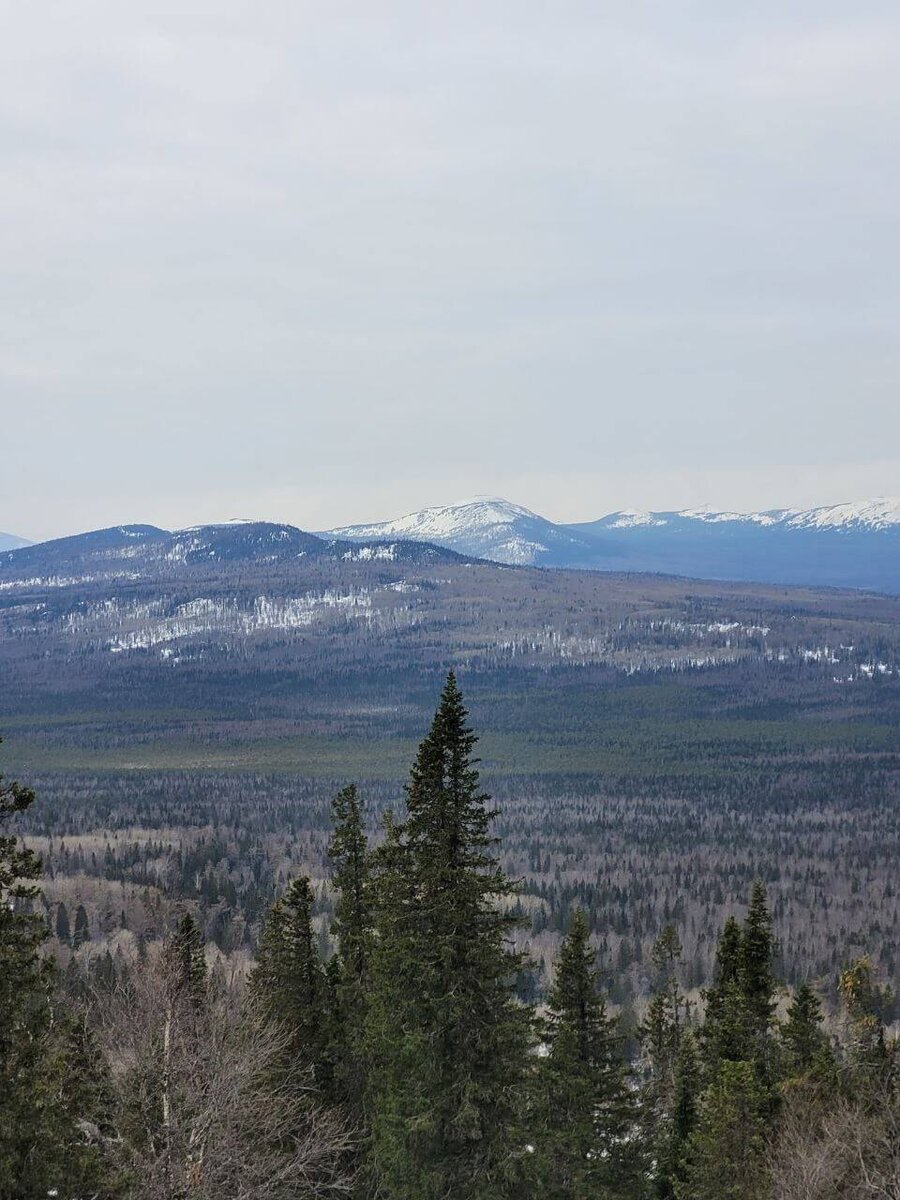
[365,673,533,1200]
[536,908,642,1199]
[250,876,327,1080]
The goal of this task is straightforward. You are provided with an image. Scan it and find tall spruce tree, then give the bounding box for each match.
[656,1030,702,1198]
[536,908,641,1199]
[365,673,533,1200]
[250,876,327,1081]
[701,915,747,1071]
[702,886,778,1090]
[642,927,690,1199]
[326,784,371,1108]
[740,881,778,1086]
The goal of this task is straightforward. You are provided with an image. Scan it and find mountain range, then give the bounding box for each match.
[0,520,466,580]
[2,495,897,592]
[327,496,900,592]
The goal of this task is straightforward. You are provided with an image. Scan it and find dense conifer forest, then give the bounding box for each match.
[2,677,898,1198]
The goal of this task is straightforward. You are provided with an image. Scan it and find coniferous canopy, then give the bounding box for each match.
[366,672,533,1200]
[537,908,642,1199]
[250,875,327,1078]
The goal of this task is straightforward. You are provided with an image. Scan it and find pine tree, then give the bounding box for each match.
[250,876,327,1080]
[536,908,641,1199]
[365,673,534,1200]
[675,1060,769,1200]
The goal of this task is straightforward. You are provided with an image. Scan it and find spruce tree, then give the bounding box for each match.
[0,752,119,1199]
[365,673,533,1200]
[701,916,747,1071]
[536,908,641,1199]
[327,784,371,1108]
[675,1060,769,1200]
[0,757,54,1197]
[163,912,207,1005]
[781,981,835,1089]
[656,1030,701,1198]
[642,926,687,1111]
[642,927,691,1199]
[740,882,777,1086]
[73,903,91,949]
[250,876,327,1080]
[55,901,71,945]
[328,784,371,987]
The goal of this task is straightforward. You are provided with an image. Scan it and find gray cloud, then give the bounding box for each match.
[1,2,898,539]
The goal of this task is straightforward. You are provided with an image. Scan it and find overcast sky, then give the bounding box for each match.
[2,2,899,540]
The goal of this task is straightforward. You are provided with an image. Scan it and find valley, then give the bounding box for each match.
[1,520,898,1003]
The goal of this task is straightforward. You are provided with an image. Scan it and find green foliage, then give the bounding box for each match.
[701,885,778,1097]
[535,908,642,1199]
[642,927,694,1198]
[365,673,534,1199]
[327,783,372,1109]
[163,911,207,1005]
[780,982,837,1093]
[250,875,327,1080]
[676,1060,769,1200]
[838,957,895,1094]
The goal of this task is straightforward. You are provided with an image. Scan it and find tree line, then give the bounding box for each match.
[2,674,898,1198]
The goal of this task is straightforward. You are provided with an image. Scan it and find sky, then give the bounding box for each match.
[2,2,899,541]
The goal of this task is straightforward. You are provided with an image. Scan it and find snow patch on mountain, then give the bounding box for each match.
[330,497,541,543]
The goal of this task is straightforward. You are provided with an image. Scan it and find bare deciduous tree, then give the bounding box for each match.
[97,956,355,1199]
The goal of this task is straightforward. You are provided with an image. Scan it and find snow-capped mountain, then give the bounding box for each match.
[325,496,608,567]
[587,498,900,534]
[329,496,900,592]
[0,530,31,552]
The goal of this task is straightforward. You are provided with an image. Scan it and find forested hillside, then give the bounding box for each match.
[2,536,898,1003]
[2,678,897,1197]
